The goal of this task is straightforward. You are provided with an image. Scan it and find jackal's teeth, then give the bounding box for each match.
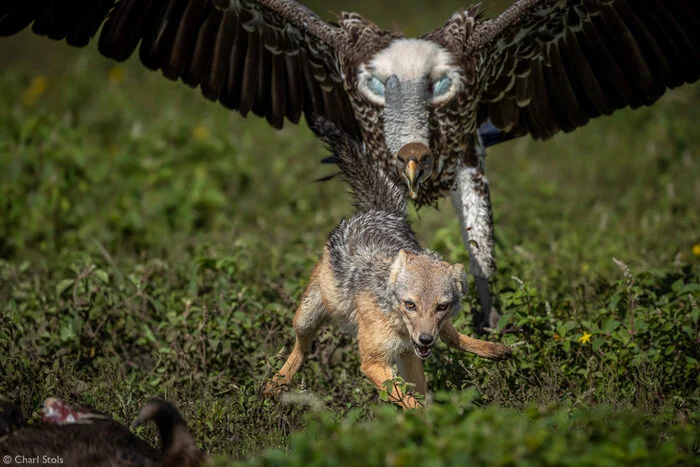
[414,344,433,360]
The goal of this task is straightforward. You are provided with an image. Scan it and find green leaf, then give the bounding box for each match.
[141,324,157,344]
[94,269,109,284]
[592,337,605,351]
[56,278,74,296]
[60,322,75,342]
[602,318,620,333]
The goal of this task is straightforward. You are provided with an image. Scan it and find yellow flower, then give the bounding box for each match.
[578,332,592,344]
[692,243,700,257]
[192,125,210,140]
[23,76,48,106]
[108,66,125,84]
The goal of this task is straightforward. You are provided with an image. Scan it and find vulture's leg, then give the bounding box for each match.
[450,137,499,333]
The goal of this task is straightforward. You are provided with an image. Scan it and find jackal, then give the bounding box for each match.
[265,120,511,408]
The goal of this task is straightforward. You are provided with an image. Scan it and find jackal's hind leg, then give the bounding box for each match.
[396,352,427,395]
[265,282,326,395]
[450,141,499,333]
[440,321,511,360]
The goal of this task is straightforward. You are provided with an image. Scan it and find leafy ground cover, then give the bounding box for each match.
[0,1,699,464]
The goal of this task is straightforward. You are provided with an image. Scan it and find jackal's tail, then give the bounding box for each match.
[313,117,406,213]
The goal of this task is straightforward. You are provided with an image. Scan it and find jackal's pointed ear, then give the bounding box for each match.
[389,249,412,284]
[452,264,468,296]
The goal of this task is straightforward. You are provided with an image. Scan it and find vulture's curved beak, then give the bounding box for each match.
[398,142,433,200]
[404,160,419,199]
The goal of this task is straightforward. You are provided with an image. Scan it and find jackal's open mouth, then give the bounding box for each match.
[414,343,433,360]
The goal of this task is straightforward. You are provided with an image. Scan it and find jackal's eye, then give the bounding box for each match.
[436,303,450,312]
[367,76,385,97]
[404,300,416,311]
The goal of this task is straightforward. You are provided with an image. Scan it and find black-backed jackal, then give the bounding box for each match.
[265,120,511,408]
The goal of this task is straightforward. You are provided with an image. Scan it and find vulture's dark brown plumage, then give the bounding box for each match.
[1,0,361,137]
[0,400,25,437]
[0,0,696,203]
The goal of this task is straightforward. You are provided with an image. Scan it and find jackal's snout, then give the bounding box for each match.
[414,332,436,359]
[418,333,434,345]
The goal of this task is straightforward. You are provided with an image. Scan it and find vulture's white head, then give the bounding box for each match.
[357,39,463,198]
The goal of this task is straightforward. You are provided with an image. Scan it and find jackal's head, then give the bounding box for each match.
[389,249,468,359]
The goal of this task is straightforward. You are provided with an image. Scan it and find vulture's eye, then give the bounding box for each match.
[432,76,452,97]
[367,76,385,97]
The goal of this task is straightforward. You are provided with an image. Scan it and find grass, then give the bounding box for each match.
[0,1,699,463]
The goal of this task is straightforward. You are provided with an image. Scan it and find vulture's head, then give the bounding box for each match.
[357,39,463,198]
[133,399,205,466]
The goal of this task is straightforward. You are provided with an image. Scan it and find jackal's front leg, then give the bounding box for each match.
[361,358,422,409]
[450,143,499,333]
[440,321,511,360]
[356,294,422,409]
[397,352,427,395]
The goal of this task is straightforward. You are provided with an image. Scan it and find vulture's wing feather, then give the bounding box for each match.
[0,0,360,138]
[470,0,699,140]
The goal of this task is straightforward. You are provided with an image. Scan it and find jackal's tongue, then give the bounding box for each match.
[415,345,433,360]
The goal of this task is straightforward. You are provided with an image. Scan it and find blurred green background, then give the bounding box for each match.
[0,1,698,463]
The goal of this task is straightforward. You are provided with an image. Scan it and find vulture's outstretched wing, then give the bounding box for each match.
[0,0,360,137]
[470,0,699,140]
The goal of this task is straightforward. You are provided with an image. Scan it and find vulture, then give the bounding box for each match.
[0,398,205,467]
[0,0,697,330]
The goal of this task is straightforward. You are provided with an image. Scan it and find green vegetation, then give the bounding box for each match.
[0,2,699,464]
[240,393,699,466]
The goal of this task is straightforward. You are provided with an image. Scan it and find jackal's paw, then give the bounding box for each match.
[401,395,423,410]
[263,381,284,398]
[488,342,513,361]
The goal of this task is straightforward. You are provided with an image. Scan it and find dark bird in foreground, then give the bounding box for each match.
[0,398,204,467]
[0,400,25,437]
[1,0,697,331]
